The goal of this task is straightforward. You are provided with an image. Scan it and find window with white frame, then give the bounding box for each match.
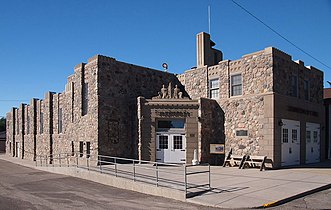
[231,74,242,96]
[209,78,219,99]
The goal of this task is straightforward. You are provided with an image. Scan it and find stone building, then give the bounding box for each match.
[6,32,325,168]
[178,32,325,167]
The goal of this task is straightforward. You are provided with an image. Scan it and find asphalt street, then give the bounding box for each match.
[0,159,216,210]
[0,158,330,210]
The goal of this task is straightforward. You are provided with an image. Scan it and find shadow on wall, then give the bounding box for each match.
[200,99,225,166]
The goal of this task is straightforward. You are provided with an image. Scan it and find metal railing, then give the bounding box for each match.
[31,151,211,197]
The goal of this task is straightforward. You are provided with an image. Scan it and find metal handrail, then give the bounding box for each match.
[11,148,211,197]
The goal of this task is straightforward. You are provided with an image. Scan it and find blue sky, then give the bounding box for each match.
[0,0,330,117]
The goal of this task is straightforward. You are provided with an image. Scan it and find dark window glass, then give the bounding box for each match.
[82,83,88,116]
[86,142,90,158]
[231,74,242,96]
[58,108,62,134]
[79,141,83,157]
[159,136,168,149]
[158,120,185,129]
[40,112,43,134]
[71,141,75,156]
[173,136,183,149]
[304,80,309,100]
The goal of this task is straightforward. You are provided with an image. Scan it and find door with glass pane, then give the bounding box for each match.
[281,119,300,166]
[306,123,320,164]
[156,133,186,163]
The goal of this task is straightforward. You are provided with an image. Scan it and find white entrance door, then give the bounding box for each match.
[156,133,186,163]
[306,122,320,164]
[281,119,300,166]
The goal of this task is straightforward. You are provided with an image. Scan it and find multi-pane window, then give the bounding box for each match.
[82,83,89,116]
[173,136,183,149]
[209,78,219,99]
[306,131,311,143]
[313,131,318,142]
[290,75,298,97]
[159,136,168,149]
[58,108,62,134]
[292,129,298,142]
[231,74,242,96]
[304,80,309,100]
[282,128,288,143]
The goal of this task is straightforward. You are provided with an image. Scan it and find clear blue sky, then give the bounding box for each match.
[1,0,330,117]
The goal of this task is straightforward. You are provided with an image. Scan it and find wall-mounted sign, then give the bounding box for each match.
[210,144,225,154]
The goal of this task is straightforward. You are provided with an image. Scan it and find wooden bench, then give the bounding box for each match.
[223,153,246,169]
[242,155,267,171]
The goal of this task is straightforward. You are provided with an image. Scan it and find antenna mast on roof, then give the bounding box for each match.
[208,5,211,35]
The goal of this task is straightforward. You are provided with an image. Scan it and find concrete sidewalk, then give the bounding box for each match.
[187,162,331,208]
[1,154,331,209]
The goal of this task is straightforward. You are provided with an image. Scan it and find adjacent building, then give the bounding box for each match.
[6,32,325,168]
[324,88,331,160]
[0,131,5,153]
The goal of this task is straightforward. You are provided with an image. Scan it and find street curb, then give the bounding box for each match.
[257,183,331,208]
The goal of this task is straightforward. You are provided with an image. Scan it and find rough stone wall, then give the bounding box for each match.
[273,48,324,104]
[199,98,225,164]
[24,99,38,160]
[97,55,182,158]
[179,48,274,158]
[5,110,13,156]
[178,67,208,99]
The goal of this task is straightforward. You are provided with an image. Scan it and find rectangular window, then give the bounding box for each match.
[290,75,298,97]
[82,83,88,116]
[231,74,242,96]
[40,112,43,134]
[173,136,183,149]
[79,141,84,157]
[292,129,298,142]
[282,128,288,143]
[71,141,75,156]
[306,131,311,143]
[58,108,62,134]
[209,78,219,99]
[159,136,168,149]
[157,120,185,129]
[304,80,309,100]
[313,131,318,142]
[86,142,90,158]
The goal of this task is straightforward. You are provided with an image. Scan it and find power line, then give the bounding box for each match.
[0,100,30,101]
[231,0,331,70]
